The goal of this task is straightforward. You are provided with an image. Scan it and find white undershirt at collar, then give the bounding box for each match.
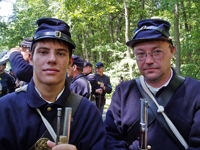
[146,69,173,95]
[35,86,65,103]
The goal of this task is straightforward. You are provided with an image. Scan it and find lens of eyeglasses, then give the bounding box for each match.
[135,50,166,61]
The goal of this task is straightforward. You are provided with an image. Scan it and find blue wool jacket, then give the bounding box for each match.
[0,79,107,150]
[104,71,200,150]
[70,73,90,99]
[9,51,33,82]
[95,74,112,106]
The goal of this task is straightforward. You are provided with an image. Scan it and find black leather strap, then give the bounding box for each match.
[33,31,75,48]
[125,73,185,149]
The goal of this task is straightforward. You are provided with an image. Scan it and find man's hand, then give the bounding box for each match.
[10,48,21,53]
[47,141,77,150]
[100,82,105,91]
[96,88,103,94]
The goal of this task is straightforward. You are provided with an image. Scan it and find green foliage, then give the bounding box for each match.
[1,0,200,93]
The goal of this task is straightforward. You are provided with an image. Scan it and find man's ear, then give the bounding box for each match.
[68,57,73,69]
[29,53,33,66]
[73,64,77,71]
[170,46,175,59]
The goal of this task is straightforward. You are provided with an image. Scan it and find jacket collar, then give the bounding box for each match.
[27,79,71,108]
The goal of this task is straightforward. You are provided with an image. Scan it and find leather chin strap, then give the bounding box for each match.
[132,26,170,39]
[33,31,76,48]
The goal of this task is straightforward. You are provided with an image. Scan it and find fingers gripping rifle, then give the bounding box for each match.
[34,107,72,150]
[139,98,151,150]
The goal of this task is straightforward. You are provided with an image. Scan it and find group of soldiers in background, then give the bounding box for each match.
[0,37,32,98]
[0,37,112,115]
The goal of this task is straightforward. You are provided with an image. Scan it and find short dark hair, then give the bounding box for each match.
[31,38,72,58]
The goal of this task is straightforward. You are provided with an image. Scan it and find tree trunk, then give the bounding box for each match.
[82,28,89,61]
[116,14,123,42]
[76,34,83,57]
[124,0,133,79]
[174,3,181,75]
[98,19,102,62]
[180,1,189,32]
[139,0,145,20]
[109,13,114,43]
[89,22,96,63]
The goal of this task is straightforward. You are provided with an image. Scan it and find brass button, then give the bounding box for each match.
[147,145,151,149]
[47,107,52,112]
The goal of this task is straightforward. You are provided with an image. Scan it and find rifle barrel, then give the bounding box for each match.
[139,98,149,150]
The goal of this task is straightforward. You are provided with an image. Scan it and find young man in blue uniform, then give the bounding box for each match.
[83,61,98,103]
[95,62,112,115]
[0,18,107,150]
[104,19,200,150]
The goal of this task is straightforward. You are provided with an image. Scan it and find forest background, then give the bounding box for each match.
[0,0,200,101]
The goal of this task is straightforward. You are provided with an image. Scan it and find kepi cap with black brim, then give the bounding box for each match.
[126,19,173,48]
[30,18,76,52]
[19,37,32,48]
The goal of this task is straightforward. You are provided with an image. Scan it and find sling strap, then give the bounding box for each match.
[139,75,188,149]
[80,77,92,100]
[40,92,82,140]
[125,73,186,149]
[29,92,82,150]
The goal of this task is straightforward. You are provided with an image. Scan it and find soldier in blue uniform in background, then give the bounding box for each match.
[104,19,200,150]
[95,62,112,115]
[67,55,91,99]
[83,61,98,104]
[0,18,107,150]
[0,52,15,97]
[9,37,33,84]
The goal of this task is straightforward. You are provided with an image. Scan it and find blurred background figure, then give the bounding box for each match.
[83,61,98,104]
[67,55,91,99]
[0,52,15,97]
[118,76,124,84]
[95,62,112,115]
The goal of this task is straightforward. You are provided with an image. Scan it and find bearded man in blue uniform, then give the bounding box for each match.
[0,18,107,150]
[104,19,200,150]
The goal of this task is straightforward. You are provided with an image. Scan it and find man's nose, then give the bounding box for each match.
[145,53,154,64]
[47,52,57,64]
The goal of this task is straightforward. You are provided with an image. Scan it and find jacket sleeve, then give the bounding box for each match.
[9,51,33,82]
[104,85,128,149]
[187,99,200,150]
[70,98,107,149]
[104,76,112,94]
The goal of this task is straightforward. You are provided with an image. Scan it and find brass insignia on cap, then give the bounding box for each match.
[55,31,62,38]
[34,138,51,150]
[141,25,146,30]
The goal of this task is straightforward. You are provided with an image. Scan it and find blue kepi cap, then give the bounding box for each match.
[126,19,173,48]
[31,18,76,51]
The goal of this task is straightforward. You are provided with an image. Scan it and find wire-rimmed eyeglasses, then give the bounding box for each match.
[134,50,167,61]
